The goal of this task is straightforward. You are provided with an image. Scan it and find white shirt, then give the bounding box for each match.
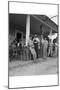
[28,39,34,48]
[33,37,40,43]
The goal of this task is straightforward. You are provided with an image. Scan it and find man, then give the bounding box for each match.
[28,35,37,61]
[48,39,53,57]
[33,34,40,58]
[42,37,48,59]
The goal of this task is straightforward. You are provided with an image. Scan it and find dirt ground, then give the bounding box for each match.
[9,57,58,76]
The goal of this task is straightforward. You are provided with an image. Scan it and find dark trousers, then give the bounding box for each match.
[34,43,38,58]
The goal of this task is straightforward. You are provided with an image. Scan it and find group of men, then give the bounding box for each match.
[28,34,58,62]
[11,33,58,62]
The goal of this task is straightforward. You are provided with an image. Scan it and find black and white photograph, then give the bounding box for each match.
[9,14,58,76]
[8,1,59,88]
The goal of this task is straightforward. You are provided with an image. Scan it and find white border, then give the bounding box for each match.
[9,2,58,88]
[9,2,58,16]
[9,75,58,88]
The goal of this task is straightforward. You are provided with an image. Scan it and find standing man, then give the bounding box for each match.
[48,39,53,57]
[33,34,40,59]
[42,37,48,59]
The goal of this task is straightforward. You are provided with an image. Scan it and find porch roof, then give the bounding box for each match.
[9,14,58,35]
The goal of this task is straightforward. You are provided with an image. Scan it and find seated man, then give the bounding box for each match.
[28,35,37,61]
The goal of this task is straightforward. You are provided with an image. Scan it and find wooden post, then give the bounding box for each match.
[25,15,30,60]
[26,15,30,46]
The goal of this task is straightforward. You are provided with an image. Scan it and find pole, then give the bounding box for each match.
[26,15,30,46]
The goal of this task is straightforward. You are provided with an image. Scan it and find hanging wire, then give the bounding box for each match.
[50,15,58,19]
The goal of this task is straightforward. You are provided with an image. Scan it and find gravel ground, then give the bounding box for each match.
[9,57,58,76]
